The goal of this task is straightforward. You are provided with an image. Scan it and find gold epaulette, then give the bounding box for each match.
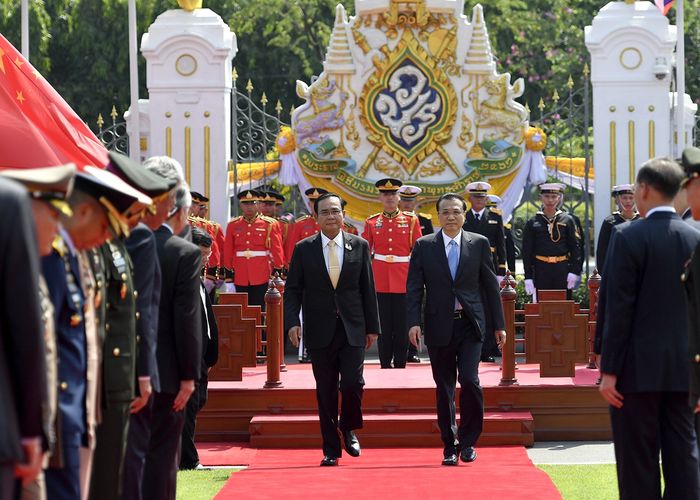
[504,223,512,229]
[52,236,67,257]
[228,215,242,224]
[366,212,381,220]
[402,210,418,218]
[296,214,311,222]
[489,207,503,216]
[259,215,277,225]
[418,212,432,220]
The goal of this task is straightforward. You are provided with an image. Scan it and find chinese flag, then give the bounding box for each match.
[0,34,108,170]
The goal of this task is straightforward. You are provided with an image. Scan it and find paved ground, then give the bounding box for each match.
[527,441,615,464]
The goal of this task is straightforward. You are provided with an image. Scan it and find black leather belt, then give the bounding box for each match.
[454,310,464,319]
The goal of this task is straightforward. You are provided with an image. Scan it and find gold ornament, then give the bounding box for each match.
[525,126,547,152]
[177,0,202,11]
[275,127,296,155]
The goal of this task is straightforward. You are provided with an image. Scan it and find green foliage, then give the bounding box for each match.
[538,464,619,499]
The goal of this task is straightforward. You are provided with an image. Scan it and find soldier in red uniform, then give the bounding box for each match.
[259,187,293,266]
[189,191,226,287]
[363,178,422,368]
[285,188,328,265]
[223,189,284,307]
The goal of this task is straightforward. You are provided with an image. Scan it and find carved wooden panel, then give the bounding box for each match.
[525,300,589,377]
[209,304,257,381]
[218,292,264,351]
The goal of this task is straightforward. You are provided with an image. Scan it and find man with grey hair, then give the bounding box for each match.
[139,157,202,500]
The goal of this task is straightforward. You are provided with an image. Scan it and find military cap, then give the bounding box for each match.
[611,184,634,196]
[398,184,422,200]
[680,147,700,186]
[260,187,285,204]
[538,182,565,194]
[106,151,175,197]
[190,191,209,203]
[304,187,328,200]
[0,164,76,216]
[76,166,152,238]
[272,192,285,204]
[237,189,261,202]
[466,181,491,197]
[486,194,502,207]
[375,178,402,192]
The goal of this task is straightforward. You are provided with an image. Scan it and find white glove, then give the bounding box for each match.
[496,275,504,286]
[567,273,579,290]
[224,282,236,293]
[524,279,535,295]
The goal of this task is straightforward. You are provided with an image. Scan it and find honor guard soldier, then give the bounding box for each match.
[522,183,581,299]
[363,178,422,368]
[463,182,507,279]
[189,191,226,285]
[596,184,639,274]
[398,184,433,363]
[285,187,328,264]
[223,189,284,307]
[487,194,516,273]
[259,187,293,265]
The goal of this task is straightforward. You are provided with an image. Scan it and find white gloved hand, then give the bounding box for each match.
[224,282,236,293]
[524,279,535,295]
[567,273,579,290]
[496,275,504,286]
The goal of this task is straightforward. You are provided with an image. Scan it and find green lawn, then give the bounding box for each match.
[176,468,240,500]
[539,464,618,499]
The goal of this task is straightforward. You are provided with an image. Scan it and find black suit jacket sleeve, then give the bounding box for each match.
[125,225,158,380]
[174,246,203,382]
[203,287,219,368]
[689,250,700,401]
[1,181,45,442]
[359,239,381,335]
[596,219,613,273]
[406,240,425,329]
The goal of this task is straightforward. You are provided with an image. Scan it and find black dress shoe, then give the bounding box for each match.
[407,355,421,363]
[342,430,361,457]
[460,446,477,463]
[441,454,458,466]
[320,456,338,466]
[480,356,496,363]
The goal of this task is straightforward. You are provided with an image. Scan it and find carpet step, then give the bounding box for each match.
[249,411,534,448]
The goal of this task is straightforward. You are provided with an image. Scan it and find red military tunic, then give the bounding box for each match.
[343,221,359,235]
[275,217,292,263]
[223,214,284,286]
[189,215,225,277]
[362,210,422,293]
[284,214,319,265]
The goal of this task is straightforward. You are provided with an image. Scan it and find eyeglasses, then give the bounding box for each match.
[318,209,342,217]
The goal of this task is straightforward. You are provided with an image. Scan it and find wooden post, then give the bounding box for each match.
[264,281,283,388]
[272,272,287,372]
[499,271,518,386]
[587,269,601,369]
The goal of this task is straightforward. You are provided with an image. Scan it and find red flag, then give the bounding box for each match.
[0,34,108,170]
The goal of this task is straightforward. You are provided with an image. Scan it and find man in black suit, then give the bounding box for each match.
[143,185,202,500]
[180,228,219,470]
[284,192,380,466]
[599,157,700,499]
[0,177,45,499]
[406,193,505,466]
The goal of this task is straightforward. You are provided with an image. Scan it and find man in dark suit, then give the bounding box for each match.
[0,177,45,499]
[180,228,219,470]
[285,192,380,466]
[599,157,700,499]
[407,192,505,466]
[143,184,202,500]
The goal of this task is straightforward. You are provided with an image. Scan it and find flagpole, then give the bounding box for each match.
[21,0,28,59]
[675,0,685,154]
[128,0,141,161]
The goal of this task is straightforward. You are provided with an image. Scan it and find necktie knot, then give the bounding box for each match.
[474,212,480,220]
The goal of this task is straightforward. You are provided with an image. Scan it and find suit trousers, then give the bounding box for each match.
[88,402,130,500]
[610,391,700,500]
[142,393,185,500]
[45,431,81,500]
[309,320,365,458]
[180,375,208,469]
[121,396,153,500]
[427,317,483,455]
[377,293,408,368]
[0,464,15,500]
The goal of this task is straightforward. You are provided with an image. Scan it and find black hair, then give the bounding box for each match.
[314,192,344,213]
[191,227,213,247]
[436,192,467,212]
[636,157,684,200]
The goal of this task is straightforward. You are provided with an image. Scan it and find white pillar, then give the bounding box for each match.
[585,1,676,239]
[138,7,237,226]
[127,0,140,162]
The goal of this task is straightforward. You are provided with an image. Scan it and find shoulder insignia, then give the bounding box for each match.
[418,212,432,220]
[52,236,67,257]
[488,207,503,216]
[366,212,382,220]
[259,215,277,224]
[296,214,311,222]
[228,216,242,223]
[504,223,512,229]
[402,210,418,218]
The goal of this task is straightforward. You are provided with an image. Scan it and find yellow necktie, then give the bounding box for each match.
[328,240,340,288]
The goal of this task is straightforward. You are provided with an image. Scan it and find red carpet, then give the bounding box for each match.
[210,446,561,499]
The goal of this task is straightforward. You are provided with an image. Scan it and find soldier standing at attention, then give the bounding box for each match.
[363,178,422,369]
[522,183,581,300]
[596,184,638,274]
[223,189,284,307]
[462,182,506,362]
[486,194,516,274]
[397,184,433,363]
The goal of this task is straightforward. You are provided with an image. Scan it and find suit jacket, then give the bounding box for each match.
[601,211,700,393]
[154,226,202,394]
[463,209,507,276]
[0,178,44,462]
[199,281,219,376]
[284,232,381,349]
[683,243,700,404]
[125,223,161,392]
[406,230,505,347]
